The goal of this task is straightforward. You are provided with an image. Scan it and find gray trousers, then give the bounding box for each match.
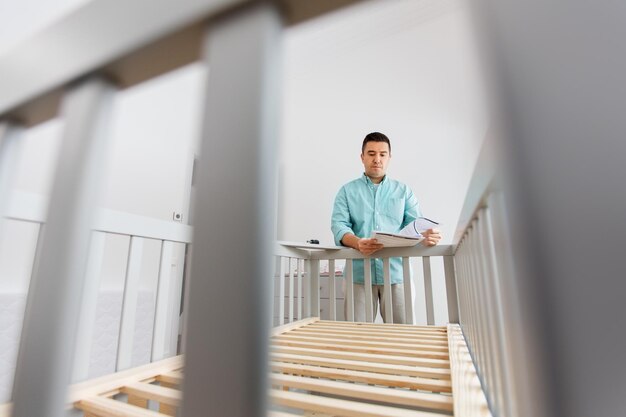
[345,283,406,324]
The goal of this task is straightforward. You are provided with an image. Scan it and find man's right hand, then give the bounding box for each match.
[356,238,384,256]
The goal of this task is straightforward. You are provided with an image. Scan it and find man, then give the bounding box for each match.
[331,132,441,323]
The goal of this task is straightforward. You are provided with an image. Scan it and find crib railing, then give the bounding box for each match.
[273,242,459,326]
[1,191,190,385]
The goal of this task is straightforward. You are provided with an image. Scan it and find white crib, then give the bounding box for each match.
[1,0,625,416]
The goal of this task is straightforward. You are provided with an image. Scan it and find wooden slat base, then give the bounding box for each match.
[0,319,491,417]
[269,318,456,416]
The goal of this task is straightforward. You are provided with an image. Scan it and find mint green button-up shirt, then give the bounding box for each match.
[331,174,421,284]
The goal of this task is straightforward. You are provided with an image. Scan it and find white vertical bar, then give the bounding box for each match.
[278,257,286,325]
[288,258,294,323]
[328,259,336,321]
[382,257,392,323]
[402,257,413,324]
[72,231,106,382]
[310,259,320,317]
[271,256,279,326]
[117,236,144,371]
[480,206,509,414]
[363,258,373,323]
[345,259,354,322]
[443,255,459,323]
[422,256,435,325]
[303,259,311,318]
[167,243,185,357]
[181,6,281,416]
[12,77,115,417]
[297,259,303,320]
[151,240,175,361]
[475,213,496,410]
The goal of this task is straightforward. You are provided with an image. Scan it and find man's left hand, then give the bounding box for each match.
[421,229,442,246]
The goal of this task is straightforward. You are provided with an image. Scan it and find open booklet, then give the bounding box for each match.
[371,217,440,248]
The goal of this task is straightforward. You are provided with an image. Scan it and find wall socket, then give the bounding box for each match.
[172,212,183,222]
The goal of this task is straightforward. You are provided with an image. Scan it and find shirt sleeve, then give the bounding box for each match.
[401,186,422,229]
[331,186,354,246]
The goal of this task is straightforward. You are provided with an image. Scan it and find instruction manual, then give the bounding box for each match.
[371,217,440,247]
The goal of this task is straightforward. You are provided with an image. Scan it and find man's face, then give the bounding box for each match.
[361,141,391,181]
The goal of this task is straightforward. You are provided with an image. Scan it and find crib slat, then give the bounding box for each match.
[156,371,183,386]
[271,256,279,326]
[117,236,145,371]
[11,77,116,417]
[271,339,449,360]
[128,394,148,409]
[121,382,181,406]
[270,345,450,368]
[310,259,320,317]
[328,259,336,321]
[152,240,176,361]
[158,381,178,416]
[270,389,443,417]
[78,396,165,417]
[270,373,453,412]
[275,333,449,352]
[345,259,354,322]
[181,6,281,417]
[270,361,451,392]
[288,258,294,323]
[402,257,413,324]
[303,259,311,318]
[297,259,303,320]
[422,256,435,325]
[443,255,459,323]
[363,258,373,322]
[270,352,450,379]
[278,256,286,325]
[288,329,447,346]
[382,257,393,323]
[72,231,107,382]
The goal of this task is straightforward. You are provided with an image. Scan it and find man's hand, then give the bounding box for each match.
[421,229,442,246]
[357,238,384,256]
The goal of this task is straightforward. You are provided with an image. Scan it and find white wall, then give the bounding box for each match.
[279,0,487,245]
[278,1,488,324]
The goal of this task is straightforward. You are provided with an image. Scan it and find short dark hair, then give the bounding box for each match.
[361,132,391,154]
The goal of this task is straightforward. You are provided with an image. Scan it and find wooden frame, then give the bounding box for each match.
[0,319,491,417]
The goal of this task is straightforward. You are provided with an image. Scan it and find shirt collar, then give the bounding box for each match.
[362,173,388,186]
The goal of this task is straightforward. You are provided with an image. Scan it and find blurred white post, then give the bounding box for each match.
[11,77,115,417]
[72,231,106,382]
[278,257,286,325]
[116,236,144,371]
[181,4,282,417]
[152,240,176,361]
